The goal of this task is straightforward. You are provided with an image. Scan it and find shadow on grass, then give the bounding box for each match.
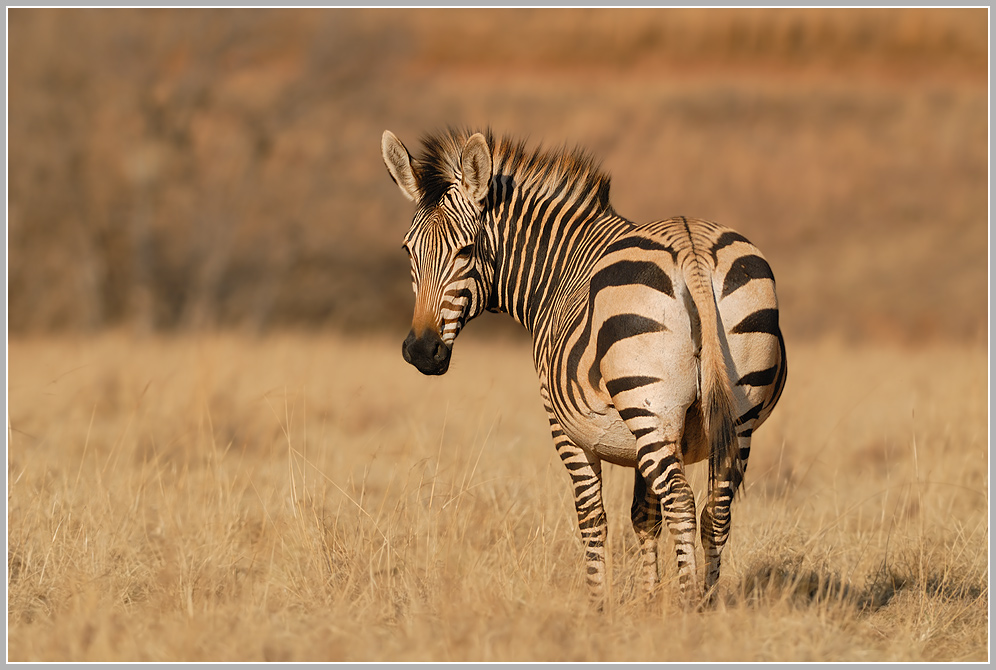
[735,555,987,612]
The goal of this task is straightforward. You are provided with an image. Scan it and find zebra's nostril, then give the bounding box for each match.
[433,342,447,363]
[402,330,416,363]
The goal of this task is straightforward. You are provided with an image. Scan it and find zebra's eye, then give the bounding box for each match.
[455,244,475,261]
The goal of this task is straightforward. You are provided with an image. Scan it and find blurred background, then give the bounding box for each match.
[7,8,988,345]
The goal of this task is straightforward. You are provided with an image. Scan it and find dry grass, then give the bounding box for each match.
[7,330,988,662]
[7,8,988,661]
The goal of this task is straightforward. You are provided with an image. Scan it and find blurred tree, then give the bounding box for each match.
[7,8,987,344]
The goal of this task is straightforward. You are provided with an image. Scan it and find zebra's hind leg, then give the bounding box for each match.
[630,407,701,607]
[700,430,752,604]
[630,469,662,596]
[699,491,731,605]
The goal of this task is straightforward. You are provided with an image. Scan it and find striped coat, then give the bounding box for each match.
[382,127,786,606]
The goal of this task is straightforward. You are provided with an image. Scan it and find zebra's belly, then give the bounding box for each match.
[565,408,639,468]
[560,401,711,469]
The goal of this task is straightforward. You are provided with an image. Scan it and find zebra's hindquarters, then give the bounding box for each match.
[706,224,785,445]
[665,218,786,495]
[586,218,786,601]
[690,218,786,595]
[633,217,786,458]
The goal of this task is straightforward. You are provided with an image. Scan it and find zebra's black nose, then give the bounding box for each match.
[402,328,450,375]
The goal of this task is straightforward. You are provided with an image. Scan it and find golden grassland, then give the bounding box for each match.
[7,330,988,662]
[8,8,988,662]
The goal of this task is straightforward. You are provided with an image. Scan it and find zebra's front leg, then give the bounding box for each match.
[631,469,662,596]
[548,414,608,607]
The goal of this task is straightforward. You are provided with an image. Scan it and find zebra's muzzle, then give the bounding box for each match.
[402,328,451,375]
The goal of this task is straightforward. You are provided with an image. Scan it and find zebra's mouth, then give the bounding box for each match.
[402,328,451,375]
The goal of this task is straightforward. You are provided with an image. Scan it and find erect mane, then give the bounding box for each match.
[414,127,613,215]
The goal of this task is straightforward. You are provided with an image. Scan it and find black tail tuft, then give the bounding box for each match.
[706,378,743,496]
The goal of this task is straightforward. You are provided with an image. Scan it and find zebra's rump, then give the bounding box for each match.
[546,217,785,463]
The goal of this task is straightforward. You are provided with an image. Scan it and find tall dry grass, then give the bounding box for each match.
[7,331,988,661]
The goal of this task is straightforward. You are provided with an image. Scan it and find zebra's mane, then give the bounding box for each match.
[414,127,613,215]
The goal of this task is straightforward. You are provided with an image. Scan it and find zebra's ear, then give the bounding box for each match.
[460,132,492,206]
[382,130,420,202]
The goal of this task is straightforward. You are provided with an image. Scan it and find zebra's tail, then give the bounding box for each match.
[682,256,743,496]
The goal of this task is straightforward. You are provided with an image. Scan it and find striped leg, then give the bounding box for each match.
[630,408,701,605]
[701,426,753,600]
[699,485,732,600]
[548,411,608,607]
[630,469,662,595]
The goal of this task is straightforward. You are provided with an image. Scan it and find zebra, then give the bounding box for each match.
[380,127,786,607]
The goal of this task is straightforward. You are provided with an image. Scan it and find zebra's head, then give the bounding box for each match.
[381,129,493,376]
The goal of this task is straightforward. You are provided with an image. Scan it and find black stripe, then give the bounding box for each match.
[441,287,474,309]
[709,230,751,263]
[722,254,774,298]
[606,375,660,396]
[544,196,605,301]
[605,235,678,261]
[524,203,565,318]
[501,193,528,315]
[765,331,788,411]
[639,450,679,484]
[565,309,593,406]
[731,308,780,335]
[593,314,666,376]
[590,260,674,298]
[737,402,764,426]
[510,198,541,319]
[735,365,778,387]
[619,407,656,421]
[578,514,603,531]
[576,489,602,509]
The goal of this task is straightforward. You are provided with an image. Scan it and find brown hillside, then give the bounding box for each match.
[7,8,989,344]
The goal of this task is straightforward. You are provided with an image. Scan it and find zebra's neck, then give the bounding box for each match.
[482,174,633,337]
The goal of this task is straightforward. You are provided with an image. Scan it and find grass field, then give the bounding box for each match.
[7,330,988,662]
[7,7,989,663]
